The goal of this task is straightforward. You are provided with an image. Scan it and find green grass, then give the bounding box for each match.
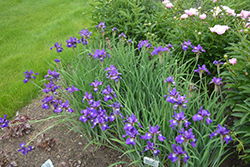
[0,0,93,118]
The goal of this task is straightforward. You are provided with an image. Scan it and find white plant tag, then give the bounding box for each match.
[143,157,159,167]
[41,159,54,167]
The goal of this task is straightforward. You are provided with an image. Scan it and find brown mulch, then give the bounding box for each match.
[0,95,130,167]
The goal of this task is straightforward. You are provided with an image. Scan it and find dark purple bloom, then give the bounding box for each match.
[90,79,103,92]
[112,27,120,32]
[102,84,117,102]
[176,128,197,147]
[138,39,151,50]
[107,101,124,119]
[173,94,188,110]
[50,42,63,53]
[164,76,175,84]
[43,81,60,94]
[55,59,61,63]
[193,106,213,125]
[80,107,97,123]
[166,43,174,50]
[151,46,169,56]
[90,100,101,109]
[164,88,179,99]
[181,40,191,51]
[169,111,190,129]
[191,44,205,53]
[80,37,88,45]
[98,22,106,29]
[210,124,233,144]
[209,77,222,85]
[140,124,166,142]
[168,144,189,163]
[17,142,33,155]
[93,49,111,62]
[127,39,133,43]
[66,36,80,48]
[45,69,60,81]
[142,141,160,157]
[82,91,94,104]
[23,70,39,83]
[118,33,127,39]
[79,28,92,38]
[194,64,210,75]
[66,85,80,94]
[0,115,9,128]
[105,64,122,82]
[122,126,139,146]
[123,113,142,131]
[91,108,109,131]
[213,60,224,65]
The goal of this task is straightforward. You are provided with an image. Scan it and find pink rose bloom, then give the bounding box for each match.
[180,14,189,19]
[212,0,217,2]
[199,14,206,20]
[229,58,237,65]
[240,10,250,19]
[209,25,230,35]
[166,2,173,9]
[185,8,199,16]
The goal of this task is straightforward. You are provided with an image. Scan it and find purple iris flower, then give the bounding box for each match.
[164,76,175,85]
[127,39,133,44]
[90,100,101,109]
[123,113,143,131]
[17,142,33,155]
[122,126,139,146]
[151,46,169,56]
[80,37,88,45]
[102,84,117,102]
[43,81,60,94]
[112,27,120,32]
[169,111,191,129]
[138,39,151,50]
[91,108,110,131]
[82,91,94,104]
[142,141,160,157]
[118,32,127,39]
[90,79,103,92]
[166,43,174,50]
[45,69,60,81]
[79,28,92,38]
[0,115,9,128]
[173,94,188,110]
[98,22,106,29]
[105,64,122,82]
[210,124,233,145]
[168,144,189,163]
[191,44,205,53]
[80,107,97,123]
[23,70,39,83]
[209,77,222,85]
[42,95,54,110]
[181,40,191,51]
[55,59,61,63]
[66,36,80,48]
[194,64,210,75]
[164,88,179,99]
[107,101,124,119]
[93,49,111,62]
[50,42,63,53]
[66,85,80,94]
[176,128,197,147]
[213,60,224,65]
[193,106,213,125]
[140,124,166,141]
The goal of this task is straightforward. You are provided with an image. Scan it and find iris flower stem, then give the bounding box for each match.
[213,136,224,167]
[178,155,181,167]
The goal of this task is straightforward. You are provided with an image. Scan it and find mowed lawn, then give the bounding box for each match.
[0,0,92,118]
